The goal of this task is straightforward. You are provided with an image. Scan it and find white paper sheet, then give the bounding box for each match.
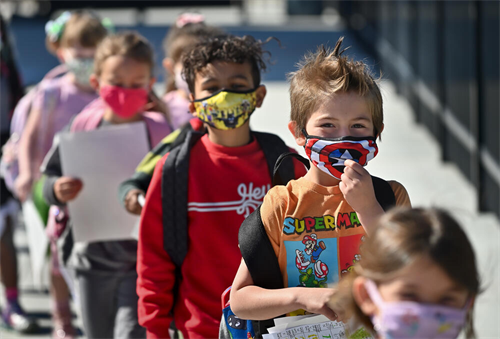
[266,315,374,339]
[266,315,343,339]
[22,199,49,288]
[58,122,148,243]
[130,195,146,240]
[138,194,146,207]
[273,314,316,326]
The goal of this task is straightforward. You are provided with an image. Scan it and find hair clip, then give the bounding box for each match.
[45,11,114,43]
[175,13,205,28]
[45,11,72,42]
[101,17,115,34]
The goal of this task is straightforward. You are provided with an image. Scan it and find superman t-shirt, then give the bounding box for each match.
[260,177,411,296]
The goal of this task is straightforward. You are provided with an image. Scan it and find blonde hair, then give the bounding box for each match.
[93,31,155,77]
[288,37,383,138]
[46,11,107,54]
[330,207,480,338]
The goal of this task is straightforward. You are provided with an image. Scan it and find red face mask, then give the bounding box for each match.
[100,85,148,118]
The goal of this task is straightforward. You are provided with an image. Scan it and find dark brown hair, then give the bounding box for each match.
[162,22,223,93]
[182,34,271,94]
[46,10,108,54]
[288,37,383,138]
[330,207,480,338]
[93,31,155,76]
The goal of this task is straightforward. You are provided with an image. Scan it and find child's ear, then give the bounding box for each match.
[352,276,378,317]
[56,48,66,63]
[89,74,100,92]
[188,93,196,113]
[288,121,306,147]
[163,58,174,74]
[376,123,385,139]
[255,85,267,108]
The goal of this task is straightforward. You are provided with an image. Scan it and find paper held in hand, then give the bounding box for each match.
[263,314,374,339]
[58,122,148,243]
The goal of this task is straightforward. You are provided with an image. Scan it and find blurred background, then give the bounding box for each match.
[2,0,498,219]
[1,1,499,338]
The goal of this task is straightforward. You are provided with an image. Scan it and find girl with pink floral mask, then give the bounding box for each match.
[329,207,479,339]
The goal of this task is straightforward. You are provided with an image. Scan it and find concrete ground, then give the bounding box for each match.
[1,81,499,338]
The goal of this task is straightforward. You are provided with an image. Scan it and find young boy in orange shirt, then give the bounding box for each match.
[230,37,411,325]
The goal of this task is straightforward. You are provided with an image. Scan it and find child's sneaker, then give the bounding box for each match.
[1,301,39,334]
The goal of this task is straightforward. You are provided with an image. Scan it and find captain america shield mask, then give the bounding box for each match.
[302,129,378,179]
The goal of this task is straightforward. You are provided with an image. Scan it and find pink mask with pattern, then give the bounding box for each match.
[364,279,470,339]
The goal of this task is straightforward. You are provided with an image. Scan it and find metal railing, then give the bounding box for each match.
[337,0,500,219]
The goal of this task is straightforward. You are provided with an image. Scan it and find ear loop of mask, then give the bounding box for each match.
[364,279,385,309]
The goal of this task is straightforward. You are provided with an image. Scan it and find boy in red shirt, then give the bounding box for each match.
[137,35,307,338]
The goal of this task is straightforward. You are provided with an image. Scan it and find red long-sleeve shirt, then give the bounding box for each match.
[137,134,306,339]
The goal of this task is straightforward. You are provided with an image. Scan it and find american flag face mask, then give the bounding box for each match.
[302,129,378,180]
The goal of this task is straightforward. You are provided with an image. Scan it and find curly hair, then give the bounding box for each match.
[182,34,271,94]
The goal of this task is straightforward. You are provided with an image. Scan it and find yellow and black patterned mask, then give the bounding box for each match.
[192,88,258,130]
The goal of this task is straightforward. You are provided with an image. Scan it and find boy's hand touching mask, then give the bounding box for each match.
[339,160,384,234]
[339,160,379,215]
[54,176,83,203]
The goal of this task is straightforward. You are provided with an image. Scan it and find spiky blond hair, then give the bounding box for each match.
[288,37,383,138]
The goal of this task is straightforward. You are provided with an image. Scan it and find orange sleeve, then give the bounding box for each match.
[260,186,290,257]
[389,180,412,207]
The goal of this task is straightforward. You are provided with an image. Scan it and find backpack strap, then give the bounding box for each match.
[142,112,172,148]
[371,176,396,211]
[70,99,106,132]
[239,205,284,338]
[239,205,284,290]
[273,152,310,186]
[253,132,296,186]
[161,130,204,267]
